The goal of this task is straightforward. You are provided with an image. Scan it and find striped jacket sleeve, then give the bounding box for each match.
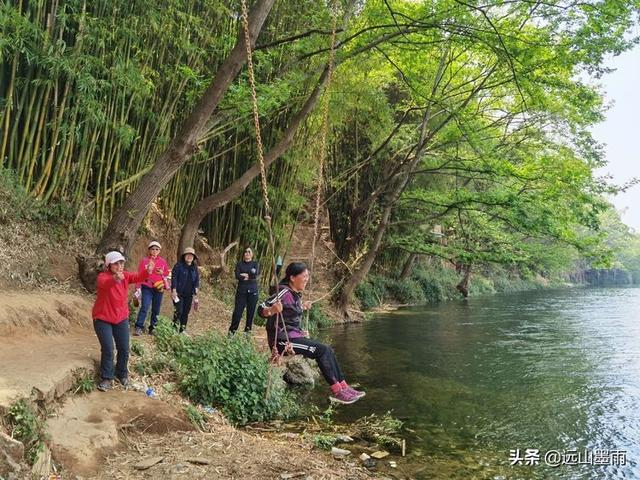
[258,287,289,318]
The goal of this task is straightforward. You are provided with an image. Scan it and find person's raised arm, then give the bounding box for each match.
[96,272,117,290]
[129,260,154,284]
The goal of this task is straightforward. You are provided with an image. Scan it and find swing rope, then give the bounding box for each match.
[240,0,338,379]
[240,0,293,363]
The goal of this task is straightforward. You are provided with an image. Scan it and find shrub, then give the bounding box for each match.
[386,278,426,304]
[184,404,207,431]
[355,275,389,310]
[72,372,95,395]
[307,304,332,334]
[153,318,298,425]
[368,275,391,301]
[6,400,47,463]
[412,266,459,303]
[353,412,404,450]
[468,275,495,296]
[133,351,175,376]
[0,166,84,238]
[355,282,381,310]
[312,434,335,450]
[131,339,145,356]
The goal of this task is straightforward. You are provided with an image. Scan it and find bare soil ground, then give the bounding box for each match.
[99,418,371,480]
[47,390,194,476]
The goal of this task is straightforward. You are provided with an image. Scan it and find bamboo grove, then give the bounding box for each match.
[2,0,640,302]
[0,0,329,252]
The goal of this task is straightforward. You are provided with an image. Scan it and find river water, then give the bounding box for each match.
[319,287,640,479]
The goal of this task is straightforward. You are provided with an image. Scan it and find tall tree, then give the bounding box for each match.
[94,0,275,256]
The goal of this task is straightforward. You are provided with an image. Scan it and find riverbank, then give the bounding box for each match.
[353,262,568,315]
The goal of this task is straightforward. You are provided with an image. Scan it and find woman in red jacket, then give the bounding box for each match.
[92,251,153,391]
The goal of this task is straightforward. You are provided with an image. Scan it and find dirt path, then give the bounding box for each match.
[0,292,97,410]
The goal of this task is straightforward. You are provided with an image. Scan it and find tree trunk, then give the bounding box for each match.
[94,0,275,257]
[338,202,393,316]
[456,264,472,298]
[177,64,331,258]
[400,253,418,280]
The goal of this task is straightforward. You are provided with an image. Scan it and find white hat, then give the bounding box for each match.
[148,241,161,249]
[105,251,125,266]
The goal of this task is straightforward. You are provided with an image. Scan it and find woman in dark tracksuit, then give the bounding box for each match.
[171,247,200,333]
[229,247,260,333]
[258,262,366,405]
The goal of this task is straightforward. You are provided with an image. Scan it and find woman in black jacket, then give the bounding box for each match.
[171,247,200,333]
[229,247,260,333]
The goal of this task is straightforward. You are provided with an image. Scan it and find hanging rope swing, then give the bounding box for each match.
[239,0,338,365]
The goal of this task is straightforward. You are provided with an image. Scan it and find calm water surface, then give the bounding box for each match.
[318,288,640,479]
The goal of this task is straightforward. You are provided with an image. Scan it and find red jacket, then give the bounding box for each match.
[92,270,148,324]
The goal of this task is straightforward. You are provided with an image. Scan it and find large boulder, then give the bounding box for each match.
[282,356,320,386]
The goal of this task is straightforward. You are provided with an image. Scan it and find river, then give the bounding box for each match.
[319,287,640,479]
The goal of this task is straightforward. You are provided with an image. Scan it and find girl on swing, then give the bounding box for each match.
[258,262,365,405]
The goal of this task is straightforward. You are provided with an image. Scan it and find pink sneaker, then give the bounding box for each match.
[329,388,360,405]
[345,386,366,399]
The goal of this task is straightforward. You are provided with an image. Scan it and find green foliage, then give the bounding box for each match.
[153,315,188,354]
[130,339,145,357]
[312,434,335,450]
[354,282,379,310]
[128,299,138,326]
[386,278,426,304]
[133,351,175,376]
[353,412,404,450]
[356,266,462,310]
[491,275,546,293]
[153,318,297,425]
[468,276,496,296]
[72,372,95,395]
[6,400,47,463]
[355,274,389,310]
[307,304,332,335]
[412,267,459,303]
[0,167,82,238]
[184,404,207,431]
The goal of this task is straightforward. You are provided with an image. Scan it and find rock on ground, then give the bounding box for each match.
[283,356,320,386]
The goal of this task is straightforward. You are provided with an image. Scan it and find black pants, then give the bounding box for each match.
[94,319,129,380]
[173,295,193,331]
[277,337,345,386]
[229,288,258,332]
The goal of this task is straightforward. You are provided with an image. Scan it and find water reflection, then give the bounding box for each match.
[319,288,640,479]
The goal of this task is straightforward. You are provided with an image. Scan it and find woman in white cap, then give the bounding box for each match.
[170,247,200,333]
[134,241,170,335]
[92,251,154,391]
